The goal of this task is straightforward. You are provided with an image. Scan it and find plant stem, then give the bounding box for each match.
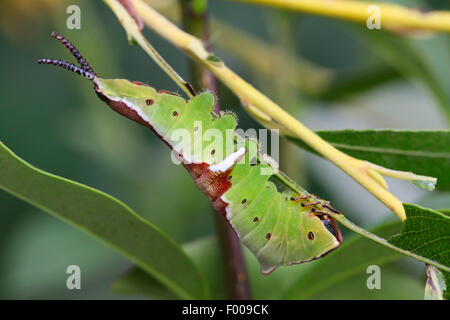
[231,0,450,33]
[214,216,252,299]
[180,0,251,300]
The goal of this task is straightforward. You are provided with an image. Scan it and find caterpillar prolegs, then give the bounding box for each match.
[39,33,342,274]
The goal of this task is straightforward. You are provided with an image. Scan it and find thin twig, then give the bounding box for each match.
[180,0,251,299]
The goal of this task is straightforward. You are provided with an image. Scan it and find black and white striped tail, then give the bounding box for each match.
[51,32,96,75]
[37,58,95,80]
[38,32,96,81]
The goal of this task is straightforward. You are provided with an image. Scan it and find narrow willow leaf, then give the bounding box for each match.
[288,130,450,190]
[425,265,446,300]
[389,204,450,299]
[0,141,208,300]
[389,204,450,268]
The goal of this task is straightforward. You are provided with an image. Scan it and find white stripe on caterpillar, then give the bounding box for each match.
[209,147,246,172]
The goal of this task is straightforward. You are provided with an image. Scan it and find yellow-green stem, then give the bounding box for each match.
[232,0,450,33]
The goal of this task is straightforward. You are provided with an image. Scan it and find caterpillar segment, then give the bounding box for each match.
[39,32,343,274]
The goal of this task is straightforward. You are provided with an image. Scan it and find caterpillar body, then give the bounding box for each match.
[39,33,342,274]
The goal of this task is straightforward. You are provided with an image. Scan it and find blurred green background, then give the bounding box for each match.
[0,0,448,299]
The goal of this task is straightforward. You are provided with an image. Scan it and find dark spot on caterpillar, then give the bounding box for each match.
[211,149,215,155]
[227,175,232,180]
[145,99,153,106]
[266,233,271,240]
[265,186,269,189]
[253,217,259,223]
[172,111,178,117]
[241,199,247,204]
[308,232,314,240]
[194,126,198,132]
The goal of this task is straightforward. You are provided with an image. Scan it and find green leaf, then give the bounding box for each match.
[288,129,450,190]
[389,204,450,299]
[282,221,409,299]
[389,204,450,269]
[0,141,208,300]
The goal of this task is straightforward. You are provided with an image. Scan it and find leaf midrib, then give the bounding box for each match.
[329,142,450,159]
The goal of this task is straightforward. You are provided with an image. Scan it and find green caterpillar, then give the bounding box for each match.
[38,32,342,274]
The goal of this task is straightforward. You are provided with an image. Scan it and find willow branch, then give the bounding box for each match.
[180,0,251,300]
[231,0,450,33]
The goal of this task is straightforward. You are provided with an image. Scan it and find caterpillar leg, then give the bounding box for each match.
[290,195,310,202]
